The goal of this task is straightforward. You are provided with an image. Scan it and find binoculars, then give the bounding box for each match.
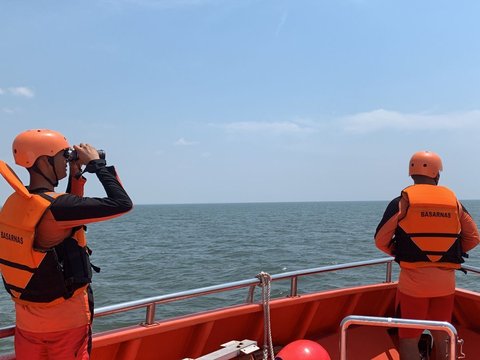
[64,148,106,162]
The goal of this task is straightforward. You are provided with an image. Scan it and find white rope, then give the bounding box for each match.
[256,271,275,360]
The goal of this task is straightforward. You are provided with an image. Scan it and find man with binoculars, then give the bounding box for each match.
[0,129,133,359]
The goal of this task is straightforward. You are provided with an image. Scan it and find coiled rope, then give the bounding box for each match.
[256,271,275,360]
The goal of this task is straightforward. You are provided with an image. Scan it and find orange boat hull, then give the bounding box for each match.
[91,283,387,359]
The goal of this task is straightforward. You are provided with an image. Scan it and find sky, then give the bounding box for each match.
[1,0,480,204]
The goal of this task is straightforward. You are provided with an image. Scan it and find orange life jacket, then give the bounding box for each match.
[395,184,463,269]
[0,160,91,306]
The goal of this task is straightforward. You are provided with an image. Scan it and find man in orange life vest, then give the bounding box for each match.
[0,129,132,359]
[375,151,479,359]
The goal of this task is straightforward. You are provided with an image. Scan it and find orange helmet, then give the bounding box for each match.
[12,129,70,168]
[408,151,443,178]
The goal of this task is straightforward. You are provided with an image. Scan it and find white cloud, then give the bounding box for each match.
[342,109,480,133]
[9,87,35,98]
[174,137,198,146]
[2,108,15,114]
[0,88,5,95]
[211,110,480,138]
[276,11,288,37]
[218,120,316,134]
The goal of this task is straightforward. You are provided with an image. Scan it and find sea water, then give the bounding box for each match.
[1,201,480,354]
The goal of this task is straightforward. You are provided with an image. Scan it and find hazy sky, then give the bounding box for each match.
[1,0,480,204]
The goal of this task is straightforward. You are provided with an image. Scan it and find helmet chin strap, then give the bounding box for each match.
[31,157,59,188]
[48,157,60,187]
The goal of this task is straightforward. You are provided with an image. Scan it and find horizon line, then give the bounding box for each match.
[132,198,480,206]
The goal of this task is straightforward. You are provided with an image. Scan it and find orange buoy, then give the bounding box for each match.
[275,339,331,360]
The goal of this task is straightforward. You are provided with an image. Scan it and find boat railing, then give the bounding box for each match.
[340,315,462,360]
[96,257,396,325]
[461,264,480,275]
[0,257,395,340]
[3,257,480,341]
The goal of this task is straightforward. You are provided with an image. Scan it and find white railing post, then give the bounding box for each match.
[340,315,458,360]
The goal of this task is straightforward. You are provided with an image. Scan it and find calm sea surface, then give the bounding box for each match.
[2,201,480,354]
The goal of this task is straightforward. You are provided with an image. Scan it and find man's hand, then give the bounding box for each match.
[73,143,100,166]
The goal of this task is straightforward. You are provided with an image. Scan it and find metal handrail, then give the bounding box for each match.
[0,326,13,341]
[0,257,395,339]
[462,264,480,275]
[340,315,459,360]
[96,257,395,324]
